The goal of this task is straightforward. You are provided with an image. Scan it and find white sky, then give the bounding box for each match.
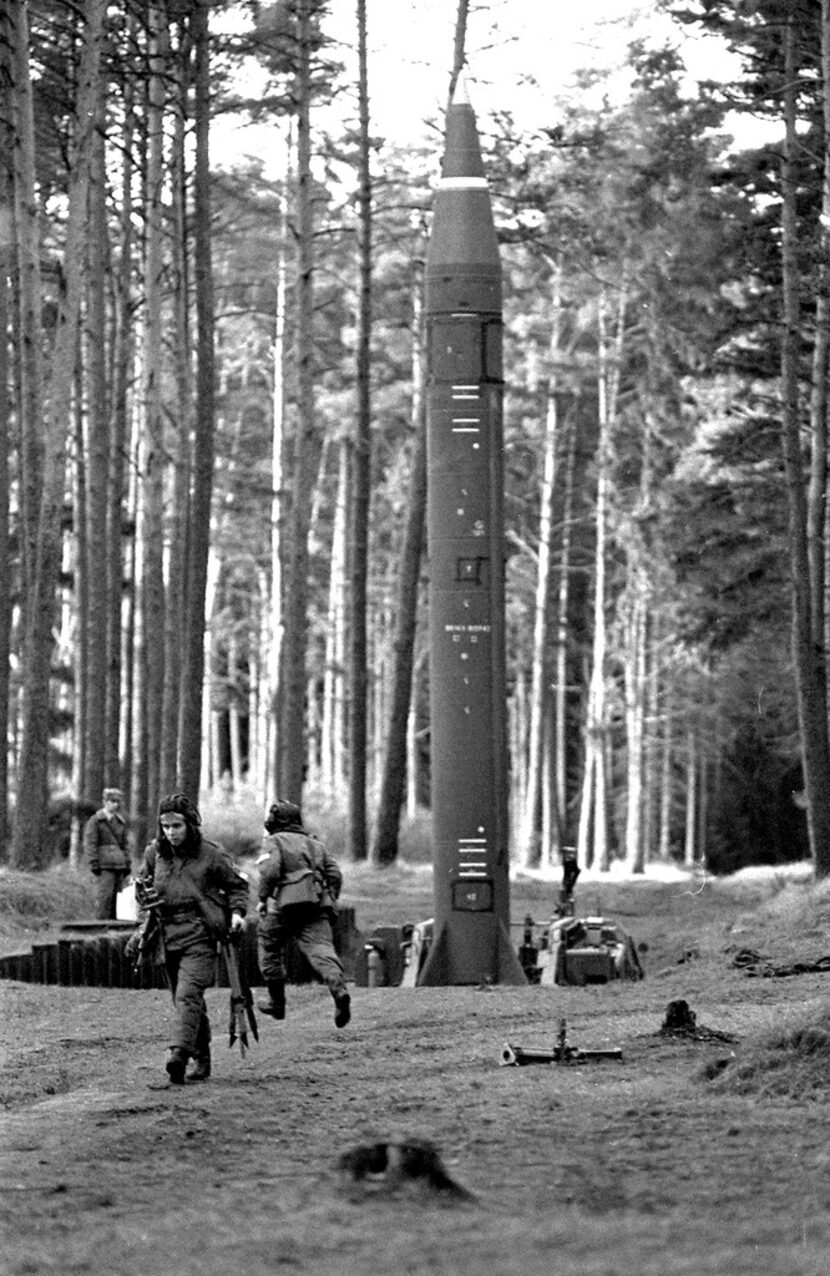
[343,0,735,135]
[212,1,766,173]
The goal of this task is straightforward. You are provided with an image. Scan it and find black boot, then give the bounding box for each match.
[165,1047,188,1085]
[258,980,286,1019]
[187,1052,211,1082]
[333,988,351,1028]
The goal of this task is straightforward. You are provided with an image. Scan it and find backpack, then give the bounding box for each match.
[274,833,327,910]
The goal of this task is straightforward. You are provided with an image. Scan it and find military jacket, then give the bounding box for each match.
[257,829,342,912]
[84,809,130,874]
[139,836,248,944]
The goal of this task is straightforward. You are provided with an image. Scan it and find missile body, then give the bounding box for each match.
[418,77,526,986]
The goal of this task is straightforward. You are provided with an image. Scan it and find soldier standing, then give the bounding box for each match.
[136,793,249,1085]
[84,787,131,920]
[256,800,351,1029]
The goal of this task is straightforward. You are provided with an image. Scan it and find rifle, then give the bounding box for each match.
[128,880,167,970]
[223,934,258,1056]
[500,1018,623,1067]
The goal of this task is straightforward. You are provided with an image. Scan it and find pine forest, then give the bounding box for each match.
[2,0,829,881]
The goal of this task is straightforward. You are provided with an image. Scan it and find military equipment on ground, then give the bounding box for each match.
[500,1019,623,1067]
[539,914,643,986]
[524,848,643,986]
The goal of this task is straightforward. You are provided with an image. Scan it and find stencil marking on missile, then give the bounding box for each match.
[418,73,526,986]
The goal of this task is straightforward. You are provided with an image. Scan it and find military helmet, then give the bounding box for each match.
[264,799,302,834]
[158,792,201,826]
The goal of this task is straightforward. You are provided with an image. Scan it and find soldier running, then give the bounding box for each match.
[256,800,351,1029]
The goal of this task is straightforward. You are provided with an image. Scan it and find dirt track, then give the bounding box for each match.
[2,873,830,1275]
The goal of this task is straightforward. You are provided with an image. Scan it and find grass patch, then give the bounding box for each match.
[707,1009,830,1100]
[725,876,830,968]
[754,876,830,932]
[0,864,94,919]
[0,864,97,953]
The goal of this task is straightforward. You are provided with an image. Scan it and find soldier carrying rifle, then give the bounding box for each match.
[130,793,249,1086]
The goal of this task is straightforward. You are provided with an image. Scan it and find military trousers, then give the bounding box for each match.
[258,906,346,995]
[163,933,215,1057]
[95,869,125,920]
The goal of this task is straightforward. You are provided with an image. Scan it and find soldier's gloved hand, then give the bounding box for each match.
[230,911,245,934]
[256,901,267,918]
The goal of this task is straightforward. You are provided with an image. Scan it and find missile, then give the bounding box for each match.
[418,73,526,986]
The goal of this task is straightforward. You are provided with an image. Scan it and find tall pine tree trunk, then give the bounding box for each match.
[278,0,317,803]
[83,98,109,807]
[781,14,830,877]
[576,279,626,874]
[121,445,140,806]
[106,18,137,790]
[264,137,290,797]
[0,23,11,853]
[577,294,612,872]
[162,25,193,793]
[812,0,830,665]
[179,0,217,800]
[321,441,348,800]
[519,270,562,867]
[642,620,662,866]
[622,588,647,873]
[658,676,675,861]
[348,0,373,859]
[134,3,168,841]
[372,265,428,864]
[684,725,698,867]
[73,381,90,827]
[11,0,42,601]
[550,410,577,861]
[818,1,830,711]
[12,0,106,867]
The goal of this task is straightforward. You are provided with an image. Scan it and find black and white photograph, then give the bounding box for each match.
[1,2,828,1273]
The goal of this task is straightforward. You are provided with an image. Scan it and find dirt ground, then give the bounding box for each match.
[2,866,830,1276]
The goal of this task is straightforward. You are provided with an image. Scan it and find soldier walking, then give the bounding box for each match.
[256,800,351,1029]
[135,793,249,1085]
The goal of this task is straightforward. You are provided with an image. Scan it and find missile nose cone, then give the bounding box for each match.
[426,63,501,312]
[451,69,471,107]
[442,73,486,180]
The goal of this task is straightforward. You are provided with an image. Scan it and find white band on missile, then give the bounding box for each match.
[437,176,489,189]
